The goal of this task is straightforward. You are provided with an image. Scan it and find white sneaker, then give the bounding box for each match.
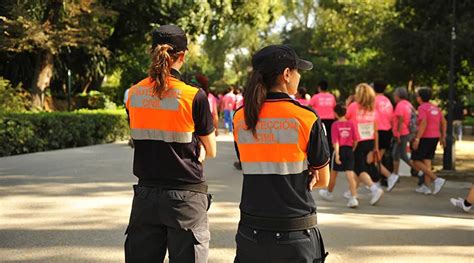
[319,189,334,201]
[433,178,446,195]
[343,190,352,199]
[415,184,432,195]
[387,174,400,192]
[370,187,384,205]
[450,197,471,212]
[347,197,359,208]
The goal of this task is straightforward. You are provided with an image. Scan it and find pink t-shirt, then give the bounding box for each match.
[375,95,393,131]
[221,92,236,111]
[331,120,358,147]
[392,99,412,137]
[235,94,244,108]
[296,98,309,106]
[346,102,376,141]
[418,102,442,138]
[208,93,218,117]
[309,92,336,119]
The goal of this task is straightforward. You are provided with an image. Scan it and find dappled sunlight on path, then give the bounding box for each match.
[0,142,473,262]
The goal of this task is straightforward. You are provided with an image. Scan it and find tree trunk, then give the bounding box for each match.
[31,50,54,110]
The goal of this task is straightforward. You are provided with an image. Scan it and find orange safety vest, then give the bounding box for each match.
[233,98,318,175]
[126,77,198,143]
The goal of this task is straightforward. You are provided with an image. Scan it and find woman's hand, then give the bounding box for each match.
[308,166,319,191]
[412,138,419,150]
[198,143,207,163]
[440,136,446,148]
[395,135,401,144]
[373,148,381,162]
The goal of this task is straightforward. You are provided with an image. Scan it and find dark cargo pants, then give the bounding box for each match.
[234,224,328,263]
[125,185,211,263]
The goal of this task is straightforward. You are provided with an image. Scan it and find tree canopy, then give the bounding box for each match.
[1,0,473,110]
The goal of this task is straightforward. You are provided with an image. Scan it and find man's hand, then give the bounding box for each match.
[335,154,341,165]
[198,143,207,163]
[308,166,320,191]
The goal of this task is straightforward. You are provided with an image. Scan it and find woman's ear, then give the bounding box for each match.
[282,68,291,83]
[175,52,185,64]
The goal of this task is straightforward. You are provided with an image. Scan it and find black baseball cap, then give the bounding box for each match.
[151,25,188,53]
[252,45,313,74]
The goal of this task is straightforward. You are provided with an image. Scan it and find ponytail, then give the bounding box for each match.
[148,44,180,98]
[243,71,268,136]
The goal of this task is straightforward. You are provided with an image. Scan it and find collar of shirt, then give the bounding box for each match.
[266,92,293,101]
[170,68,183,81]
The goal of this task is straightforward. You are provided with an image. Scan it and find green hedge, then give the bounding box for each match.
[464,116,474,126]
[0,109,129,157]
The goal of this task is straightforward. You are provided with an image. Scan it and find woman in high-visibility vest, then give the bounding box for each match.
[233,45,331,262]
[124,25,216,263]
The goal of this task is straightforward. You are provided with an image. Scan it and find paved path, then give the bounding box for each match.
[0,139,472,262]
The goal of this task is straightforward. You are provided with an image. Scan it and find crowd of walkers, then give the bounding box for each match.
[293,80,448,208]
[221,78,467,211]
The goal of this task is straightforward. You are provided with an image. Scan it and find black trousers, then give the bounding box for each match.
[234,224,328,263]
[125,185,211,263]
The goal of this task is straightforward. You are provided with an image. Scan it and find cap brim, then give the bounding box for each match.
[295,59,313,71]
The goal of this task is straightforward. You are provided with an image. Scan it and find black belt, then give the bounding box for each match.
[240,212,318,231]
[138,180,208,194]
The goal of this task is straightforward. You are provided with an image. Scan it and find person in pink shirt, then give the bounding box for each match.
[373,81,399,191]
[411,87,447,195]
[391,87,423,180]
[309,80,337,153]
[234,87,244,108]
[208,92,219,136]
[221,87,236,133]
[195,74,219,136]
[319,103,359,208]
[344,83,384,205]
[295,87,310,106]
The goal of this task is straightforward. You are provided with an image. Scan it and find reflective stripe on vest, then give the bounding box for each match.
[241,161,306,175]
[127,77,197,144]
[131,128,193,143]
[233,100,318,176]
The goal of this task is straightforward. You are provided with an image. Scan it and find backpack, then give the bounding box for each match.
[408,106,417,140]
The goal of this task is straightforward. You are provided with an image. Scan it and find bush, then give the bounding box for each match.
[464,116,474,126]
[0,109,129,156]
[0,77,30,113]
[75,91,117,110]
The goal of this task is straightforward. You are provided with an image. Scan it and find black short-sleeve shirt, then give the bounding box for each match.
[235,93,330,218]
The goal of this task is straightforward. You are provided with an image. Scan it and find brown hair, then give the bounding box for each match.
[148,44,181,98]
[354,83,375,112]
[243,69,286,136]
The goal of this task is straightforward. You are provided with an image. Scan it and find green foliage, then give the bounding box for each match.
[75,90,117,110]
[0,77,29,113]
[200,0,284,85]
[0,109,128,156]
[283,0,397,97]
[0,0,114,93]
[382,0,474,87]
